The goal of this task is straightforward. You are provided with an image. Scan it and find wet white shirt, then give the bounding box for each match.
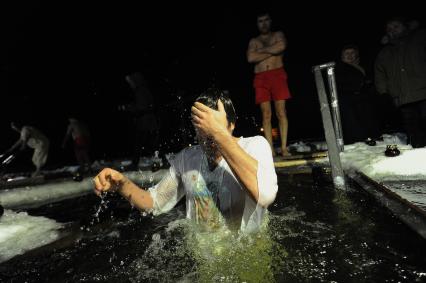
[149,136,278,233]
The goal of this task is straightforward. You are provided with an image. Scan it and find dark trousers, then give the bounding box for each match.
[339,94,380,144]
[399,99,426,148]
[74,144,90,172]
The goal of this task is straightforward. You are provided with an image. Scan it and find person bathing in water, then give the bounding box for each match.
[93,88,278,233]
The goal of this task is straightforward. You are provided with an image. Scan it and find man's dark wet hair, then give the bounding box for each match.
[195,88,237,125]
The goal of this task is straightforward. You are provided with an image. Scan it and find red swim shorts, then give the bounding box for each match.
[253,67,291,104]
[74,137,89,147]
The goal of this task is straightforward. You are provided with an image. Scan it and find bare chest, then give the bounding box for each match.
[257,35,276,47]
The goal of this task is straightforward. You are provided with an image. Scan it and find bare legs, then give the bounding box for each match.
[274,100,290,156]
[260,100,289,157]
[260,102,274,155]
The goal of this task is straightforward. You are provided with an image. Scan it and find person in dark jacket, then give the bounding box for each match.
[375,18,426,147]
[335,45,379,144]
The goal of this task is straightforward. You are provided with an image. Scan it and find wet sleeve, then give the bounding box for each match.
[148,151,185,215]
[245,136,278,207]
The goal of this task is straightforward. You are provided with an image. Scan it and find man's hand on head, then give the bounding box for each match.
[191,100,229,139]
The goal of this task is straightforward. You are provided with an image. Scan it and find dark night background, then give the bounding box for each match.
[1,2,425,170]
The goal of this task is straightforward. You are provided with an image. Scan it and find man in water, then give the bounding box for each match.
[247,12,291,157]
[3,122,49,177]
[93,88,278,233]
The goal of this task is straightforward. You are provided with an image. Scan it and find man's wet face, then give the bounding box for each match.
[257,15,271,34]
[196,130,217,154]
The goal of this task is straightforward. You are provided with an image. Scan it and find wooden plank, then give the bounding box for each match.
[275,166,313,175]
[382,180,426,211]
[274,151,327,161]
[349,171,426,239]
[274,157,327,168]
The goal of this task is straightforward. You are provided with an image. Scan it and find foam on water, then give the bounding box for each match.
[128,216,286,283]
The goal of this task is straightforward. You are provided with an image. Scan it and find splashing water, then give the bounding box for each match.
[128,216,287,283]
[2,174,426,282]
[93,192,110,220]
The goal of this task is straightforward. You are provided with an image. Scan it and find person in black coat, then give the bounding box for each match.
[335,44,380,144]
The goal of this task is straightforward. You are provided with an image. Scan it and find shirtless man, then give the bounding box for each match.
[62,118,91,173]
[247,12,291,157]
[5,122,49,177]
